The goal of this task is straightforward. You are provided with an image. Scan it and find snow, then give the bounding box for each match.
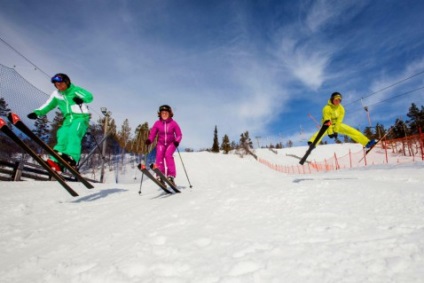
[1,144,424,283]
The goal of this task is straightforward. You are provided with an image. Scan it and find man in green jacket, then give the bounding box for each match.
[308,92,376,148]
[27,73,93,172]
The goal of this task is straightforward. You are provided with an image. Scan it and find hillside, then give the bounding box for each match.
[0,145,423,282]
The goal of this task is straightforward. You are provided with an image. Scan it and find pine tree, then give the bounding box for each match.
[406,103,424,134]
[105,116,117,135]
[33,115,50,143]
[32,115,50,154]
[0,97,11,118]
[211,126,220,153]
[391,118,408,139]
[375,123,386,139]
[343,135,350,143]
[246,132,253,148]
[84,115,115,169]
[82,122,102,156]
[0,97,13,136]
[106,117,117,155]
[132,122,149,154]
[47,111,63,148]
[239,131,253,149]
[363,126,373,139]
[286,140,293,148]
[221,134,231,154]
[117,119,132,151]
[0,97,20,157]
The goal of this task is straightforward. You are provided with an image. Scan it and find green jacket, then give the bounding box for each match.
[322,99,345,134]
[35,83,93,124]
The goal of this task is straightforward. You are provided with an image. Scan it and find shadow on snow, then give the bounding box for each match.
[292,177,358,183]
[72,188,128,202]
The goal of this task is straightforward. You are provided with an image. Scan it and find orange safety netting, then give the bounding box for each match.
[258,132,424,174]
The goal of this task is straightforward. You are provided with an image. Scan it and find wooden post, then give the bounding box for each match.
[12,160,23,181]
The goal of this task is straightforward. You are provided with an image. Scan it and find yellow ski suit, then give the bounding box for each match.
[309,100,370,146]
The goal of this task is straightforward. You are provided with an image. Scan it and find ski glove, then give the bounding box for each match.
[173,141,179,147]
[145,139,152,145]
[73,96,84,105]
[27,112,38,120]
[328,133,338,139]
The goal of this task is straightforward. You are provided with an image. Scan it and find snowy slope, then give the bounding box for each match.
[0,146,424,283]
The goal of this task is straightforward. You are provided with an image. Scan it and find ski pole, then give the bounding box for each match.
[361,98,372,126]
[138,153,149,195]
[138,162,145,195]
[78,131,109,169]
[308,113,321,129]
[177,147,193,188]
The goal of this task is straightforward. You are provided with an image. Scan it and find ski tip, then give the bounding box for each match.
[7,112,20,124]
[137,163,148,170]
[0,118,6,128]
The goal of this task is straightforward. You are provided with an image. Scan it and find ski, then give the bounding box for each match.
[286,153,311,164]
[358,127,393,162]
[137,163,173,194]
[151,165,181,193]
[299,120,331,165]
[364,141,378,155]
[7,113,94,189]
[0,118,79,197]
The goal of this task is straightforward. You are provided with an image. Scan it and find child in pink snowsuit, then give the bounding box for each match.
[145,105,182,181]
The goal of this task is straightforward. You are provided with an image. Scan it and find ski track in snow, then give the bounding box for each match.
[0,147,424,282]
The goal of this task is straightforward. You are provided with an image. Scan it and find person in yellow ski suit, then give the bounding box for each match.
[308,92,376,148]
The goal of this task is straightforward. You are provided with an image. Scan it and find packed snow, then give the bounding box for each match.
[1,144,423,283]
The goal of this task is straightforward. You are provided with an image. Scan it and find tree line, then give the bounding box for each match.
[1,97,423,163]
[210,102,424,152]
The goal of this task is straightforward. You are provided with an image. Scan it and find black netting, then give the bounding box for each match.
[0,64,145,183]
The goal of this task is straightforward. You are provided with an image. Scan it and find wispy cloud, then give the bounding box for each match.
[275,37,331,90]
[305,0,368,33]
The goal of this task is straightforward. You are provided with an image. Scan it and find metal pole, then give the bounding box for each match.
[100,113,109,183]
[78,131,109,169]
[138,153,148,195]
[177,147,193,188]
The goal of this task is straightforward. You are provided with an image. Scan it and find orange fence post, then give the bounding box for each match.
[419,127,424,160]
[383,140,388,164]
[334,152,340,170]
[363,150,367,166]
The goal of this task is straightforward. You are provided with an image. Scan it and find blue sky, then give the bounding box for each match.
[1,0,424,149]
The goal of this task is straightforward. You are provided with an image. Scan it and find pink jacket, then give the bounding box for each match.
[148,118,182,146]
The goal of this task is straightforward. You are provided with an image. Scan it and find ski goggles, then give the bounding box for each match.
[333,95,342,102]
[51,75,65,83]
